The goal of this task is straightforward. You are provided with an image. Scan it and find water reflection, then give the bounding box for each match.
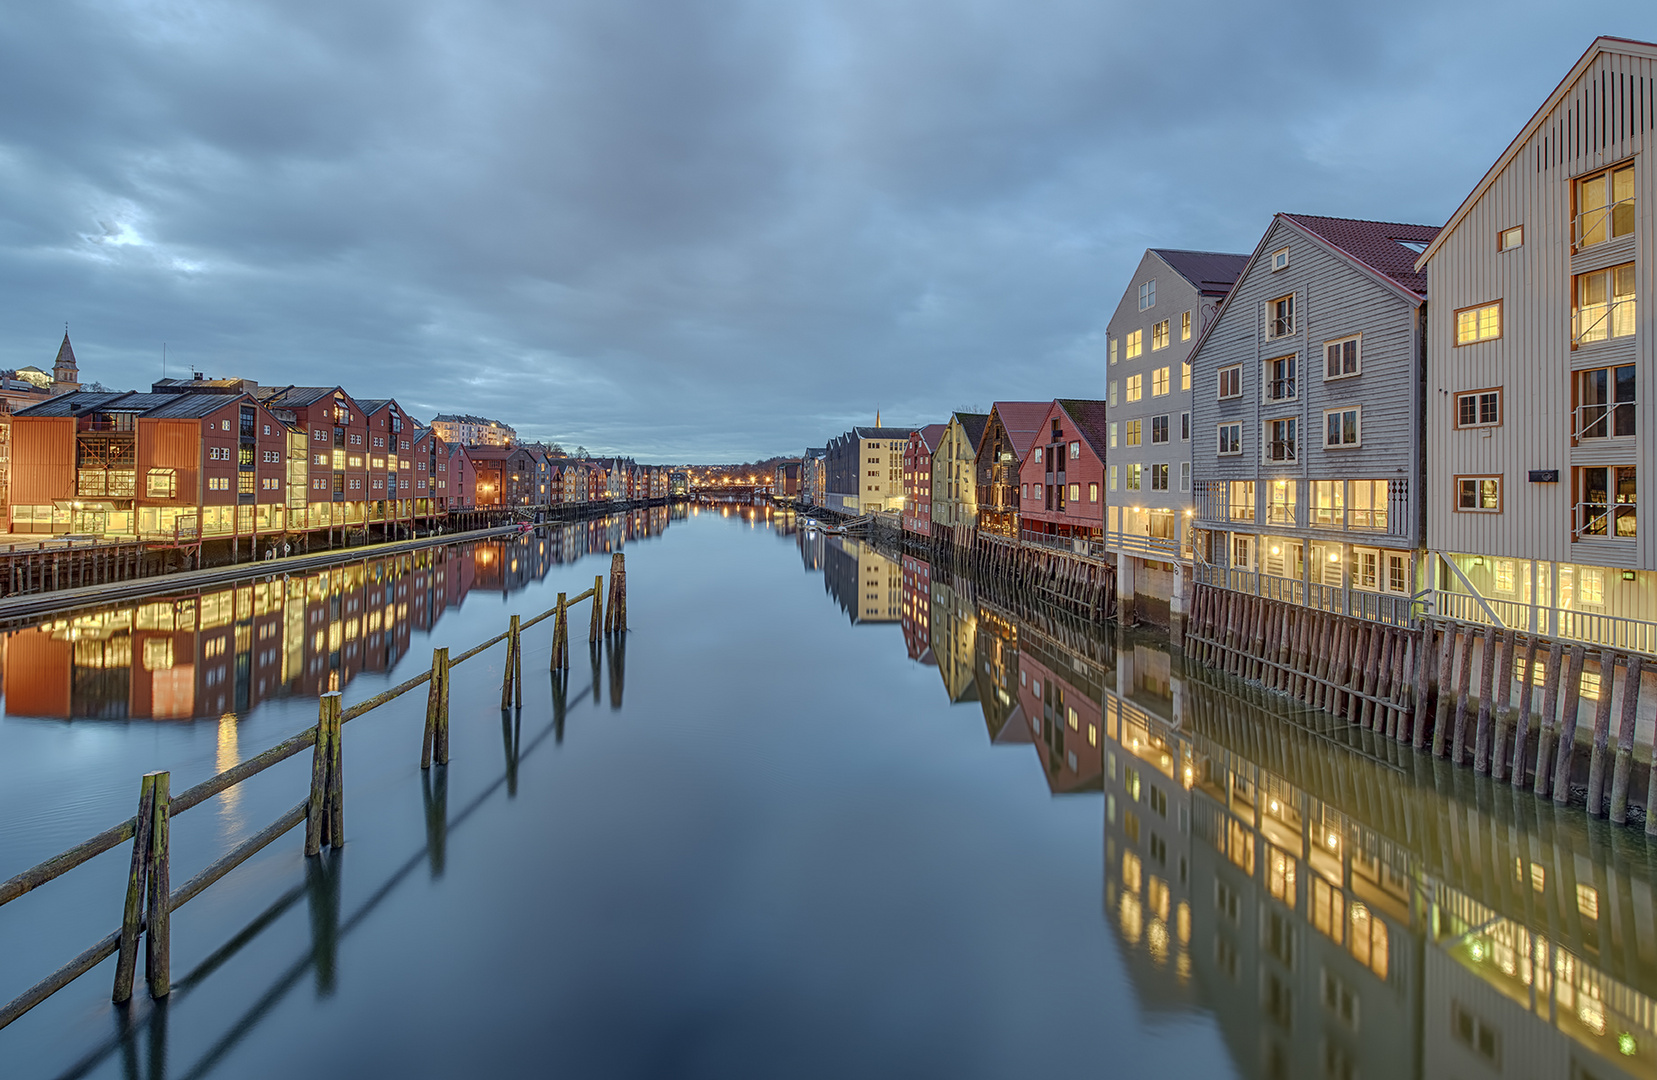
[846,530,1657,1080]
[1,506,674,723]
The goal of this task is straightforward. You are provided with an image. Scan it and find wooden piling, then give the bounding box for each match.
[1586,653,1618,816]
[1431,627,1457,757]
[1493,634,1527,782]
[145,771,170,998]
[1538,644,1583,797]
[590,574,603,641]
[1450,627,1479,763]
[422,647,449,769]
[1468,627,1498,768]
[1511,639,1555,788]
[501,614,521,709]
[1553,645,1591,803]
[305,694,344,856]
[1609,655,1644,825]
[112,773,158,1003]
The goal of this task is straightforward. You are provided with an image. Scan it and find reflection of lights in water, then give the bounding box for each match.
[1469,940,1486,962]
[1147,918,1168,963]
[1620,1032,1638,1056]
[1119,892,1142,945]
[1176,950,1190,983]
[217,712,245,835]
[1580,996,1607,1035]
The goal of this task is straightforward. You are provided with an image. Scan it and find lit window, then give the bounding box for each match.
[1109,466,1118,491]
[1127,374,1143,402]
[1456,476,1501,512]
[1125,329,1143,359]
[1125,464,1142,490]
[1573,264,1636,343]
[1068,482,1080,501]
[1181,311,1192,341]
[1125,419,1142,446]
[146,469,175,497]
[1576,163,1634,248]
[1180,462,1190,492]
[1181,361,1191,391]
[1152,320,1170,350]
[1108,422,1118,448]
[1576,465,1636,538]
[1455,302,1501,345]
[1089,482,1098,502]
[1152,367,1170,396]
[1109,381,1119,407]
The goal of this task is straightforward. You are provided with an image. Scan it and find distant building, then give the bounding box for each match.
[931,413,988,543]
[824,425,917,515]
[773,460,802,500]
[974,403,1050,539]
[428,413,517,447]
[51,333,80,397]
[800,448,827,506]
[903,424,947,536]
[1017,399,1110,551]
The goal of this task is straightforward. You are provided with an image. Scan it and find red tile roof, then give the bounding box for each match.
[990,401,1053,458]
[917,423,948,453]
[1278,214,1441,298]
[1057,399,1111,462]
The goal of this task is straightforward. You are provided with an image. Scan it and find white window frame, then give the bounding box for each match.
[1218,365,1242,400]
[1272,247,1290,271]
[1324,334,1361,381]
[1217,422,1242,457]
[1498,226,1524,251]
[1152,366,1171,397]
[1139,279,1156,311]
[1264,417,1298,463]
[1181,311,1192,341]
[1455,388,1502,430]
[1180,462,1191,492]
[1324,407,1361,448]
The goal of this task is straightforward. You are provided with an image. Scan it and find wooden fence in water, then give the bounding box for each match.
[0,553,631,1031]
[1185,580,1657,837]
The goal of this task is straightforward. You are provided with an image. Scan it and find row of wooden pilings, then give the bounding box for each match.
[934,528,1115,621]
[0,554,633,1027]
[1186,580,1657,836]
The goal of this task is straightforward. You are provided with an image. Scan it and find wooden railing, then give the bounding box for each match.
[0,552,632,1031]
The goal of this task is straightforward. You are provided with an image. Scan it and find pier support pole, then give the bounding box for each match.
[422,647,450,769]
[145,771,171,998]
[1609,655,1644,825]
[306,693,344,854]
[501,615,521,709]
[112,772,159,1003]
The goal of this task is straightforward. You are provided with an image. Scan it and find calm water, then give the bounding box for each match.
[2,503,1656,1078]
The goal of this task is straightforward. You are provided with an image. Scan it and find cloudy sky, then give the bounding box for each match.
[0,2,1648,461]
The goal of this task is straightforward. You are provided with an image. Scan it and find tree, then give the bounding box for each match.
[547,441,566,455]
[574,445,589,458]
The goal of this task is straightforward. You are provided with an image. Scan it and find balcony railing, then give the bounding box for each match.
[1426,589,1657,655]
[1266,439,1296,463]
[1573,299,1637,345]
[1193,563,1413,625]
[1574,197,1636,248]
[1575,500,1636,540]
[1575,400,1636,439]
[1266,378,1296,401]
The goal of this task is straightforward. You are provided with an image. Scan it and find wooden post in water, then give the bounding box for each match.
[1471,627,1499,770]
[306,693,344,855]
[1493,634,1527,782]
[1509,638,1551,786]
[1430,628,1456,756]
[112,772,159,1003]
[1609,655,1644,825]
[551,593,568,671]
[1450,628,1478,762]
[590,574,603,641]
[145,771,170,998]
[1539,644,1584,797]
[422,647,449,769]
[501,614,521,709]
[1552,645,1591,802]
[434,650,451,766]
[1586,653,1619,816]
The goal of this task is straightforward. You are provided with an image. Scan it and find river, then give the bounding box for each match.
[1,502,1654,1078]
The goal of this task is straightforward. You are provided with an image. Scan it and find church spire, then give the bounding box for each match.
[51,329,80,397]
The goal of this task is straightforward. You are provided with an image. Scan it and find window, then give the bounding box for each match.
[1324,336,1360,379]
[1152,319,1170,350]
[1126,329,1143,359]
[1455,301,1501,345]
[1069,440,1079,460]
[1181,311,1192,341]
[1576,163,1634,248]
[1267,294,1294,338]
[1180,462,1190,492]
[1388,554,1407,593]
[1139,279,1156,310]
[1151,464,1169,491]
[1151,415,1169,443]
[1272,247,1290,271]
[1311,480,1343,527]
[1324,407,1360,447]
[1455,388,1502,429]
[1232,534,1253,569]
[238,472,255,494]
[1109,466,1118,491]
[1109,338,1118,365]
[146,469,175,498]
[207,477,228,491]
[1456,475,1501,512]
[1218,365,1242,399]
[1127,374,1143,402]
[1089,482,1098,502]
[1180,412,1190,441]
[1125,464,1142,490]
[1582,568,1606,605]
[1350,480,1388,530]
[1576,465,1636,538]
[1498,225,1524,251]
[1108,422,1118,448]
[1451,1002,1500,1067]
[1228,480,1256,522]
[1152,367,1170,396]
[1266,418,1297,462]
[1573,263,1636,343]
[1267,479,1297,525]
[1109,381,1119,407]
[1068,482,1080,501]
[1577,365,1636,438]
[1125,419,1142,446]
[220,420,231,431]
[1264,354,1296,400]
[1217,422,1242,455]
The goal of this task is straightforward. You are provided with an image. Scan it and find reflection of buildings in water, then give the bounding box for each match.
[929,574,978,705]
[821,536,901,624]
[901,555,934,664]
[1098,653,1657,1080]
[972,606,1025,743]
[1017,626,1105,794]
[797,524,826,574]
[2,518,667,722]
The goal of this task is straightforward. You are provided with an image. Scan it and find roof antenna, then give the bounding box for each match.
[162,342,167,380]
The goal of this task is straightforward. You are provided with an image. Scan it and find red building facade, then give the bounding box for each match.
[1016,399,1110,547]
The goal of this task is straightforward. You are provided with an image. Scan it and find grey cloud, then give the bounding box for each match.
[0,0,1649,459]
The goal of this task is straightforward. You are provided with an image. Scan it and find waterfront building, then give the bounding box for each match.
[974,403,1050,538]
[928,573,979,704]
[357,399,419,528]
[823,425,917,516]
[11,387,294,542]
[1016,399,1110,551]
[670,469,690,497]
[930,413,988,542]
[773,460,802,501]
[800,447,827,506]
[1104,249,1248,617]
[428,413,517,447]
[1418,36,1657,649]
[902,423,946,536]
[256,385,373,536]
[466,445,540,507]
[1189,214,1437,623]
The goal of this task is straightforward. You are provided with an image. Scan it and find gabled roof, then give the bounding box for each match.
[987,402,1051,458]
[257,385,344,409]
[1279,214,1439,299]
[1149,249,1250,298]
[916,423,948,453]
[356,398,392,415]
[14,391,129,417]
[850,426,918,439]
[953,412,990,451]
[1056,399,1111,462]
[13,389,254,420]
[1417,36,1657,268]
[140,394,252,420]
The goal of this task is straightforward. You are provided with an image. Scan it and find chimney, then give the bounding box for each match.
[193,371,205,381]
